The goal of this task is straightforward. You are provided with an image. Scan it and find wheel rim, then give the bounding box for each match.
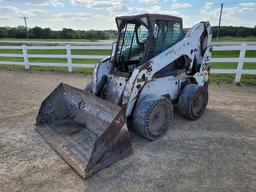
[192,90,206,117]
[148,103,170,136]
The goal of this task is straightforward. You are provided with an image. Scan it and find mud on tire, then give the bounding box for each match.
[132,95,173,141]
[178,84,208,120]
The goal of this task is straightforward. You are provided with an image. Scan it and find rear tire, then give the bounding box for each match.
[203,82,208,90]
[132,95,173,141]
[178,84,208,120]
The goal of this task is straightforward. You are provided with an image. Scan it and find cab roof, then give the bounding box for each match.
[115,13,182,30]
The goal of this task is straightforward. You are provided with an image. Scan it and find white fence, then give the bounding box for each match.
[0,45,111,71]
[0,43,255,82]
[211,43,256,82]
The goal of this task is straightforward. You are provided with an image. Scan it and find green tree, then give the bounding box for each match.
[0,27,8,38]
[61,28,75,39]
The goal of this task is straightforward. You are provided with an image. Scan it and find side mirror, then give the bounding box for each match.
[111,42,117,62]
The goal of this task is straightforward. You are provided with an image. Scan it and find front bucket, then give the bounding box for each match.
[36,83,133,178]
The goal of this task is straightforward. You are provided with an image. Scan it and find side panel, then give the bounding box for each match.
[147,22,206,78]
[122,68,145,116]
[104,75,128,104]
[193,46,212,86]
[92,57,112,93]
[139,76,180,100]
[193,22,213,85]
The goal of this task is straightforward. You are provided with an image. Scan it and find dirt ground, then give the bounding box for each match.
[0,71,256,192]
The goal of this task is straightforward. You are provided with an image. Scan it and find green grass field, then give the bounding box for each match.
[212,36,256,42]
[0,47,255,85]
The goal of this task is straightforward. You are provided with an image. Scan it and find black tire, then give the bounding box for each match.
[178,84,208,120]
[203,82,208,90]
[85,81,93,93]
[132,95,173,141]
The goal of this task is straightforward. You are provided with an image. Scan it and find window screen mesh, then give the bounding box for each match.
[116,24,148,63]
[149,20,182,58]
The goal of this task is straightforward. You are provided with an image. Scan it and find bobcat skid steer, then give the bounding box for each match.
[36,14,212,178]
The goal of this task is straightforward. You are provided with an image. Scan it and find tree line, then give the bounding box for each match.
[212,26,256,38]
[0,26,117,40]
[0,25,255,39]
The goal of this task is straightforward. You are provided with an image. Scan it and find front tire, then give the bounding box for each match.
[132,95,173,141]
[178,84,208,120]
[84,81,93,93]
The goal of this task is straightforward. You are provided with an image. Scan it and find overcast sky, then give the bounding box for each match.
[0,0,255,30]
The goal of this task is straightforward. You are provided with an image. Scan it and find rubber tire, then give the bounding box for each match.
[132,95,173,141]
[178,84,208,120]
[85,81,93,93]
[203,82,208,90]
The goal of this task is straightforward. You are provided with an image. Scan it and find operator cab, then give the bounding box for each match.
[112,14,183,74]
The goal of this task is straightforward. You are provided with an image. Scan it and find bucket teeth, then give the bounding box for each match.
[36,83,133,178]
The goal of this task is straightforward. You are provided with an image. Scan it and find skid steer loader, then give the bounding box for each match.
[36,14,212,178]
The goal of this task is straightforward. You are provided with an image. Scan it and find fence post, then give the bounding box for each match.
[22,45,29,70]
[235,43,246,83]
[66,44,72,72]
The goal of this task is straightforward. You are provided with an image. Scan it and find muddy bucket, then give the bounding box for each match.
[36,83,133,178]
